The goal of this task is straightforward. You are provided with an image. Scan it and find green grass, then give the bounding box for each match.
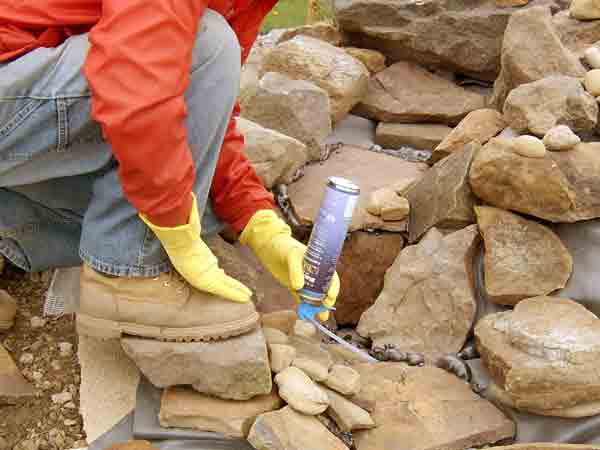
[261,0,309,32]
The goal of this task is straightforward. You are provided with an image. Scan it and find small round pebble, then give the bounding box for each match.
[584,69,600,97]
[512,135,546,158]
[19,353,34,365]
[542,125,581,151]
[58,342,73,357]
[585,47,600,69]
[29,316,46,329]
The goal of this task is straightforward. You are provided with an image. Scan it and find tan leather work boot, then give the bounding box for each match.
[0,290,17,331]
[76,265,259,341]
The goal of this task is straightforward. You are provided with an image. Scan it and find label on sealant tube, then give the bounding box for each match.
[299,177,360,305]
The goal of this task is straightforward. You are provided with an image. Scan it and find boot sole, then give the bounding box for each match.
[0,319,13,331]
[76,312,260,342]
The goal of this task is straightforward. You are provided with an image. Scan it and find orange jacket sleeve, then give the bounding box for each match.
[209,0,279,233]
[83,0,207,226]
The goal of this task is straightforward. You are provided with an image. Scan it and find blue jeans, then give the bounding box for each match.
[0,10,240,277]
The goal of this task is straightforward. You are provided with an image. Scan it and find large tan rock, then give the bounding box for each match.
[324,364,361,396]
[554,10,600,58]
[344,47,386,73]
[121,328,272,401]
[357,226,479,359]
[475,297,600,415]
[470,139,600,222]
[248,406,348,450]
[376,123,452,151]
[320,385,375,432]
[277,22,345,46]
[490,6,585,109]
[405,143,479,243]
[158,387,283,438]
[236,118,308,189]
[240,46,268,104]
[288,335,334,372]
[241,72,332,161]
[286,145,428,233]
[336,0,560,81]
[503,76,598,137]
[475,206,573,306]
[355,62,485,126]
[351,364,516,450]
[570,0,600,19]
[431,109,505,164]
[274,367,330,415]
[335,231,405,325]
[261,36,368,123]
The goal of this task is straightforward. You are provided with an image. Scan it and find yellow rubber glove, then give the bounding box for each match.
[240,210,340,321]
[139,194,252,303]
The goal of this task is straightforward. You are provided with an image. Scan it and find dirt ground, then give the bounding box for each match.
[0,266,85,450]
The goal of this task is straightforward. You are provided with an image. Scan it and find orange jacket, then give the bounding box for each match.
[0,0,277,231]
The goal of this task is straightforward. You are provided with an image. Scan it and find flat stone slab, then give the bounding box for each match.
[121,328,272,401]
[287,145,428,232]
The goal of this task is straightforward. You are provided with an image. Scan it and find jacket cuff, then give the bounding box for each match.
[144,193,193,227]
[230,200,277,234]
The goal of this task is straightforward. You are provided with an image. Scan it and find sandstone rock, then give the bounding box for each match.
[343,48,386,73]
[274,367,330,415]
[475,296,600,414]
[292,358,329,382]
[336,0,559,81]
[376,123,452,151]
[543,125,581,151]
[269,344,296,374]
[263,327,289,346]
[470,139,600,222]
[470,137,573,220]
[357,226,479,359]
[158,387,283,438]
[512,135,547,158]
[554,11,600,59]
[405,143,479,243]
[286,145,428,233]
[431,109,505,164]
[497,0,530,6]
[236,118,308,188]
[277,22,345,46]
[293,320,318,340]
[475,206,573,305]
[241,72,332,161]
[585,69,600,96]
[355,62,485,126]
[503,76,598,137]
[585,46,600,69]
[366,187,399,216]
[335,231,405,325]
[550,143,600,221]
[351,363,516,450]
[248,406,348,450]
[320,385,375,432]
[121,328,271,401]
[288,335,334,372]
[571,0,600,19]
[261,310,297,335]
[0,343,36,400]
[491,6,585,109]
[381,197,410,221]
[324,364,361,396]
[261,36,368,123]
[240,46,268,104]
